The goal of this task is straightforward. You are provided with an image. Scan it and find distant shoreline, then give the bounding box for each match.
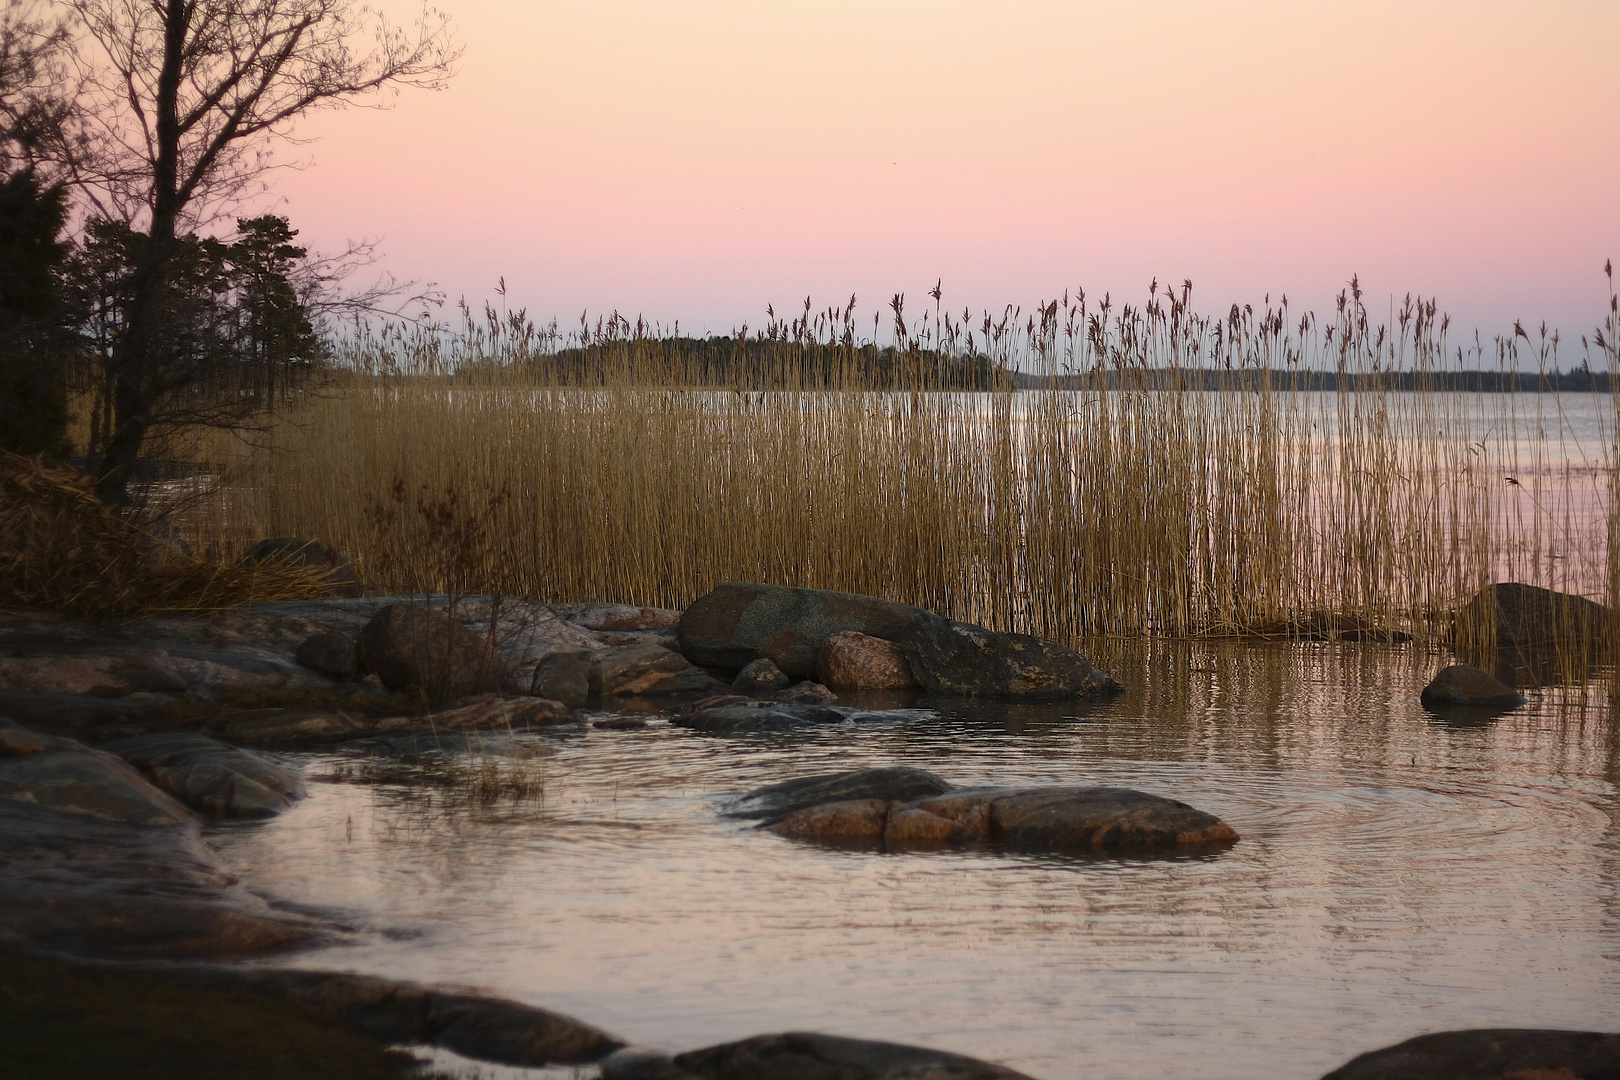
[1009,369,1614,392]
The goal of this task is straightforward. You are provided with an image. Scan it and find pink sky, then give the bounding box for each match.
[272,1,1620,350]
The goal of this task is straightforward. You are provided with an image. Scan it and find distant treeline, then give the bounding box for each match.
[1011,368,1616,393]
[498,337,1016,390]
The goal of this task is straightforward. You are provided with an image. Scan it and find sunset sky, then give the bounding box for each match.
[273,1,1620,349]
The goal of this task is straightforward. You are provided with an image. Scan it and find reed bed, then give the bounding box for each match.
[176,276,1620,649]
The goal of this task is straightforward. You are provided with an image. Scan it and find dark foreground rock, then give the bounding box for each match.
[295,630,360,677]
[358,602,507,702]
[99,732,305,817]
[899,617,1121,699]
[1420,665,1527,712]
[1319,1028,1620,1080]
[679,582,927,679]
[730,767,1238,853]
[0,723,192,826]
[601,1031,1034,1080]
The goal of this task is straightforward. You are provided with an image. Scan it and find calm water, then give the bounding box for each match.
[209,641,1620,1080]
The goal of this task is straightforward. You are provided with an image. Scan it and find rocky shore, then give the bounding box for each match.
[3,574,1616,1077]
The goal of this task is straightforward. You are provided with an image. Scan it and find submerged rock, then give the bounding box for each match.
[818,631,918,691]
[732,768,1238,854]
[1420,665,1526,711]
[679,583,927,679]
[668,1031,1035,1080]
[774,680,837,704]
[359,602,506,703]
[1320,1028,1620,1080]
[673,703,847,734]
[100,732,306,818]
[899,617,1121,700]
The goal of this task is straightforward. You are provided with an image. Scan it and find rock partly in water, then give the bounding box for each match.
[669,1031,1035,1080]
[243,537,362,596]
[358,602,506,703]
[1319,1028,1620,1080]
[673,702,848,734]
[592,642,714,697]
[1452,582,1620,683]
[99,732,306,818]
[428,693,573,731]
[1420,665,1527,712]
[295,631,360,678]
[774,680,837,704]
[530,650,593,706]
[817,631,919,691]
[899,617,1121,700]
[223,709,372,748]
[679,583,926,680]
[734,768,1238,854]
[732,656,791,696]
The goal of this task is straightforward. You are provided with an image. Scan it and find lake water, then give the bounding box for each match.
[207,639,1620,1079]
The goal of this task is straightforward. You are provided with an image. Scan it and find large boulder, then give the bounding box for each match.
[99,732,306,818]
[243,537,362,596]
[358,602,506,703]
[1420,665,1526,712]
[531,650,592,705]
[899,617,1120,699]
[667,1031,1035,1080]
[678,583,927,679]
[294,631,359,678]
[1320,1028,1620,1080]
[731,768,1238,854]
[818,631,918,691]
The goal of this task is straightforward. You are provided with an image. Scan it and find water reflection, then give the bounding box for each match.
[209,641,1620,1080]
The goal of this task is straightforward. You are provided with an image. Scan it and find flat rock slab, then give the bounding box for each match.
[732,768,1238,854]
[158,965,626,1067]
[1320,1028,1620,1080]
[610,1031,1034,1080]
[0,798,316,957]
[0,729,193,827]
[99,732,306,818]
[673,703,913,735]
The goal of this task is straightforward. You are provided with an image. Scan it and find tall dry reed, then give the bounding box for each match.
[175,274,1620,650]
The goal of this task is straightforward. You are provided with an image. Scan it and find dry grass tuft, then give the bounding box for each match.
[0,451,337,618]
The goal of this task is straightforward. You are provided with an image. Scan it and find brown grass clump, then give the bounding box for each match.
[0,452,336,618]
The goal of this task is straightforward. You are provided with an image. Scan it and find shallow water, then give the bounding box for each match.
[209,641,1620,1080]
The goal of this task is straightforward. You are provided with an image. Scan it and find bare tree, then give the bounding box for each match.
[0,1,74,177]
[52,0,459,504]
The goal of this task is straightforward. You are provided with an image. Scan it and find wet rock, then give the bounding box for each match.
[531,650,592,705]
[726,767,955,823]
[679,582,927,679]
[593,717,648,731]
[0,800,317,957]
[1420,665,1526,711]
[774,680,837,704]
[899,616,1121,700]
[672,703,846,734]
[295,631,360,678]
[223,709,371,748]
[671,1031,1035,1080]
[818,631,919,691]
[0,650,187,697]
[1319,1028,1620,1080]
[243,537,362,596]
[736,769,1239,854]
[99,732,306,818]
[592,642,714,697]
[1291,611,1413,644]
[0,730,193,827]
[358,602,506,703]
[429,693,573,731]
[733,656,791,696]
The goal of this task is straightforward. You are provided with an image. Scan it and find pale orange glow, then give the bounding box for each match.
[274,1,1620,341]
